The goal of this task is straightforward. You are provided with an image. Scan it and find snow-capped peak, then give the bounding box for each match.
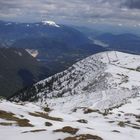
[42,20,60,27]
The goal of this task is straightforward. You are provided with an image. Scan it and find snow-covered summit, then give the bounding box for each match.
[42,20,60,27]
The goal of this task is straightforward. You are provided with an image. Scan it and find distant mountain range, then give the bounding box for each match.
[0,20,107,75]
[95,33,140,54]
[74,25,140,54]
[1,20,140,98]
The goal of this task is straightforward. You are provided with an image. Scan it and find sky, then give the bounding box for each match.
[1,0,140,27]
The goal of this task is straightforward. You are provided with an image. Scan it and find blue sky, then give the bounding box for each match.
[1,0,140,27]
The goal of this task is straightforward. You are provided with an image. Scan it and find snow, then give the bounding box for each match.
[0,96,140,140]
[42,20,60,28]
[26,49,39,57]
[21,51,139,110]
[94,39,109,47]
[5,23,12,26]
[1,51,140,140]
[26,24,30,27]
[14,51,22,56]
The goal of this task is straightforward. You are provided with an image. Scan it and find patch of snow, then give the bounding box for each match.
[14,51,22,56]
[5,23,12,26]
[26,49,39,57]
[26,24,30,27]
[94,40,109,47]
[42,20,60,28]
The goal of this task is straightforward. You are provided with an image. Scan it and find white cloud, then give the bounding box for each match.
[0,0,140,26]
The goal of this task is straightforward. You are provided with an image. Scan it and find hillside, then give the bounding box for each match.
[0,51,140,140]
[0,48,49,97]
[0,96,139,140]
[11,51,140,107]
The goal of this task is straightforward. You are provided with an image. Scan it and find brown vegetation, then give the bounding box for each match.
[64,134,103,140]
[29,112,63,122]
[0,122,13,126]
[22,129,46,133]
[117,121,125,127]
[0,110,33,127]
[54,126,79,135]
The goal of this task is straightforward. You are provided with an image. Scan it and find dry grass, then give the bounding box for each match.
[22,129,46,133]
[54,126,79,135]
[0,122,13,126]
[0,110,33,127]
[125,122,140,130]
[83,108,99,114]
[136,119,140,123]
[118,121,125,127]
[82,108,111,116]
[64,134,103,140]
[117,121,140,129]
[29,112,63,122]
[0,110,15,120]
[16,119,33,127]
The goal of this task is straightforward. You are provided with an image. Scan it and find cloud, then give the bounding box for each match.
[123,0,140,9]
[0,0,140,27]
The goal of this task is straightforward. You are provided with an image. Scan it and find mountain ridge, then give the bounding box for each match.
[10,51,140,111]
[1,51,140,140]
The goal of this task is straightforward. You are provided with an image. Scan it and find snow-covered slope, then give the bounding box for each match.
[11,51,140,110]
[0,95,140,140]
[1,51,140,140]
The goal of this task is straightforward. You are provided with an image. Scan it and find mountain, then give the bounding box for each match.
[11,51,140,108]
[12,37,107,74]
[0,20,91,48]
[95,33,140,54]
[42,20,60,27]
[72,25,140,54]
[1,51,139,140]
[71,25,102,38]
[0,47,50,98]
[0,20,107,75]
